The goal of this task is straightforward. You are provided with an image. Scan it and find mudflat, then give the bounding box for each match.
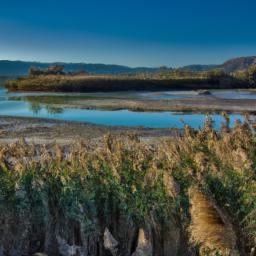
[0,116,177,144]
[15,95,256,112]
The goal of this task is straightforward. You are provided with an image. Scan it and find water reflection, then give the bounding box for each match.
[45,105,64,114]
[29,102,41,114]
[29,102,64,114]
[0,86,250,129]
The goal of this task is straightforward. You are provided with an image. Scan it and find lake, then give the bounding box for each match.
[0,87,249,129]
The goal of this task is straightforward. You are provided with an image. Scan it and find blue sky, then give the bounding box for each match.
[0,0,256,67]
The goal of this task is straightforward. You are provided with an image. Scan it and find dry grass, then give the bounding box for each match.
[189,187,237,255]
[0,118,255,254]
[4,73,229,92]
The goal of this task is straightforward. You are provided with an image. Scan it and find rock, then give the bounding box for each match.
[57,236,86,256]
[132,228,152,256]
[33,253,48,256]
[197,90,211,95]
[103,228,119,255]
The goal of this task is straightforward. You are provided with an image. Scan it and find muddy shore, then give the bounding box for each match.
[0,116,178,144]
[14,95,256,112]
[66,97,256,112]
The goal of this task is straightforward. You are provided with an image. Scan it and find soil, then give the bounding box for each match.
[0,116,178,144]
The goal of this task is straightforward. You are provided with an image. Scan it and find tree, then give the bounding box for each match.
[206,68,227,85]
[28,65,65,76]
[29,67,43,76]
[248,65,256,86]
[46,65,65,75]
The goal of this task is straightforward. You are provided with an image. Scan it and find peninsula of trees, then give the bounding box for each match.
[4,64,256,92]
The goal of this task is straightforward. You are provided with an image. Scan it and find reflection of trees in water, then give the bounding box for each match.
[29,102,42,114]
[46,105,64,114]
[29,102,63,114]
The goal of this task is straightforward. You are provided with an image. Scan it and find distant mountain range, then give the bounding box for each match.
[0,61,161,76]
[0,56,255,76]
[179,56,256,73]
[220,56,256,73]
[178,64,218,72]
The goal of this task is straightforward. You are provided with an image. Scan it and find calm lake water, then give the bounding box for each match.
[0,87,248,129]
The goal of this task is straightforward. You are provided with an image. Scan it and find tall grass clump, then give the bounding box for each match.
[0,119,255,255]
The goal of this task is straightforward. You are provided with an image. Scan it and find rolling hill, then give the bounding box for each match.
[0,56,255,76]
[220,56,256,72]
[179,56,256,73]
[0,60,162,76]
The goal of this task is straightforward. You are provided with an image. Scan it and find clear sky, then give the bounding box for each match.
[0,0,256,67]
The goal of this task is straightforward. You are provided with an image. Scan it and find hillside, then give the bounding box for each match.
[221,56,256,72]
[179,57,256,72]
[1,56,256,76]
[178,64,218,72]
[0,60,161,76]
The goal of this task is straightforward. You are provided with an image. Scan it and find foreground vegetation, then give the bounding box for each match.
[0,118,255,255]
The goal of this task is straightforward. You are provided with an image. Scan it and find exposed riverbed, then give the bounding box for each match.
[1,86,256,129]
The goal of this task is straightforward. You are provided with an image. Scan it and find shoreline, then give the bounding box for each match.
[12,95,256,113]
[0,115,178,144]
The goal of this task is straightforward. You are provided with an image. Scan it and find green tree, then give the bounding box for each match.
[248,65,256,86]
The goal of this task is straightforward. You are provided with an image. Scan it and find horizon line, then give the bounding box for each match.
[0,55,255,69]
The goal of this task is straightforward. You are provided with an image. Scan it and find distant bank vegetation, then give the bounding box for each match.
[4,64,256,92]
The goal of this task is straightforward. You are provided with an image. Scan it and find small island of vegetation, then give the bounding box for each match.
[4,64,256,92]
